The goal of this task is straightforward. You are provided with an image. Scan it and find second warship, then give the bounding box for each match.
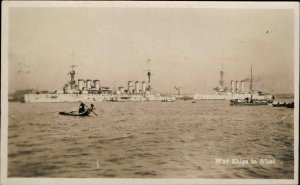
[194,65,273,101]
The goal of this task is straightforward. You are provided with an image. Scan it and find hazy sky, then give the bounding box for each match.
[8,7,295,94]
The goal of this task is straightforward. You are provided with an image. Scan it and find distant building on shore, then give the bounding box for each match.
[9,89,35,102]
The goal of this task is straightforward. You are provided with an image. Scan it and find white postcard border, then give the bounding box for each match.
[1,1,299,185]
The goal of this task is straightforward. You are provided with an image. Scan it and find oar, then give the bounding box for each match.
[83,103,97,116]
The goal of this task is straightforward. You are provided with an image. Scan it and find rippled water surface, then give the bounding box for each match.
[8,99,294,178]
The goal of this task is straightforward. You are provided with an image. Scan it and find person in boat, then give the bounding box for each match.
[79,103,85,113]
[90,104,94,110]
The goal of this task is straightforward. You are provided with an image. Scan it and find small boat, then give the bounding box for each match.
[192,101,196,103]
[272,101,287,107]
[286,102,294,108]
[109,99,125,102]
[59,108,93,116]
[230,99,268,106]
[183,96,193,100]
[161,99,175,102]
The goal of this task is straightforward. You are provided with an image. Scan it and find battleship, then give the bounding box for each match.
[24,63,176,103]
[193,65,273,101]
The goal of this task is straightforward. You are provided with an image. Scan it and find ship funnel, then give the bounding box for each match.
[86,79,92,89]
[118,86,124,93]
[135,81,140,93]
[231,80,235,92]
[94,80,100,90]
[78,79,84,90]
[241,81,244,93]
[142,81,146,93]
[235,81,239,92]
[128,81,133,93]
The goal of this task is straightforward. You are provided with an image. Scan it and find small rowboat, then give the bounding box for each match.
[161,99,175,102]
[59,109,92,116]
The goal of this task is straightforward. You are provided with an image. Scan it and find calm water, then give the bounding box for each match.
[8,99,294,178]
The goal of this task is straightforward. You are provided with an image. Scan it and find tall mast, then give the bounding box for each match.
[145,59,152,91]
[219,64,224,86]
[250,64,253,92]
[146,59,151,83]
[69,52,77,89]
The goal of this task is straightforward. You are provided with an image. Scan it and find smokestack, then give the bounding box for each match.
[118,86,124,93]
[78,79,84,90]
[142,81,146,93]
[241,81,244,93]
[231,80,235,92]
[128,81,133,93]
[135,81,140,93]
[236,81,239,92]
[239,81,243,93]
[86,79,92,89]
[94,80,100,90]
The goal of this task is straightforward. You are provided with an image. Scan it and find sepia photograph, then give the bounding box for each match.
[1,1,299,185]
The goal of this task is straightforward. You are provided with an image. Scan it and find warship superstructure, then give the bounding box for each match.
[24,63,176,103]
[194,65,273,100]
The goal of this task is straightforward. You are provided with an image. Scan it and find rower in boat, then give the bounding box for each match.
[79,103,85,113]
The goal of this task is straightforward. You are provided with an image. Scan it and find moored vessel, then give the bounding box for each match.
[194,65,273,101]
[24,61,175,103]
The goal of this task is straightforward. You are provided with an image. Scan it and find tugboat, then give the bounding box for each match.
[272,101,294,108]
[230,97,268,106]
[286,102,294,108]
[230,65,272,106]
[272,101,286,107]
